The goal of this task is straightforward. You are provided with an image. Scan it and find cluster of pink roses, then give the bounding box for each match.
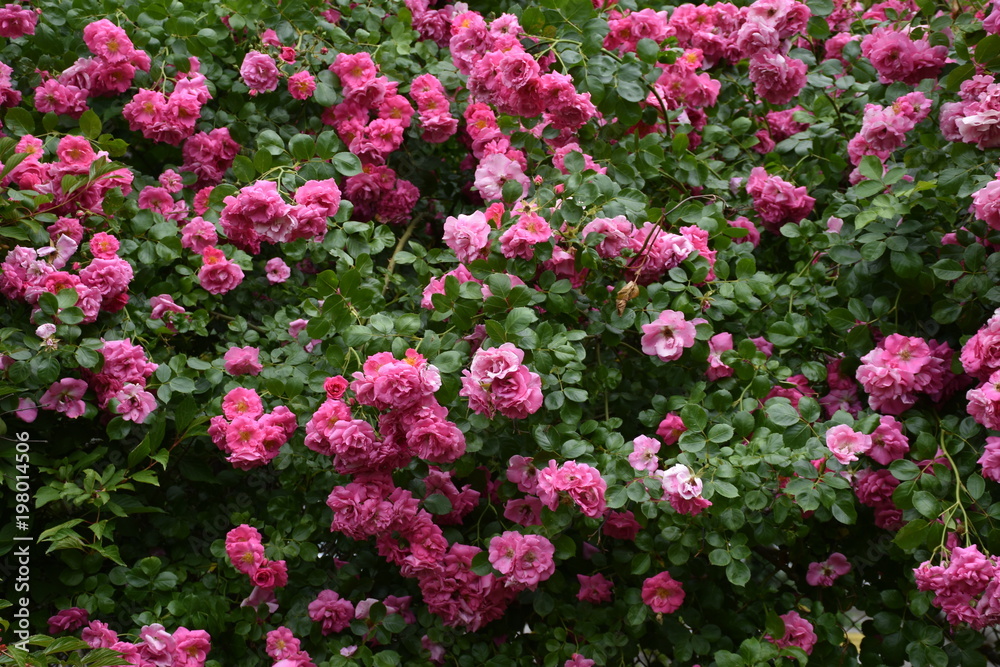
[504,456,607,526]
[847,92,932,180]
[140,166,189,212]
[580,215,716,285]
[305,351,465,472]
[53,18,151,108]
[459,343,543,419]
[0,2,37,39]
[404,0,454,47]
[487,530,556,591]
[942,76,1000,150]
[307,352,517,631]
[225,525,290,604]
[2,133,133,215]
[122,56,210,146]
[820,357,863,418]
[2,226,132,325]
[240,40,317,102]
[264,626,317,666]
[629,430,711,515]
[753,107,810,154]
[410,73,458,143]
[458,13,597,133]
[26,337,157,424]
[327,464,512,630]
[741,1,811,105]
[825,424,872,465]
[855,333,955,415]
[0,58,19,108]
[74,618,211,667]
[860,26,948,86]
[342,164,420,224]
[85,339,158,423]
[915,544,1000,629]
[208,388,297,469]
[498,206,552,261]
[180,128,241,188]
[463,101,526,173]
[971,173,1000,234]
[443,210,492,264]
[325,52,410,163]
[979,437,1000,483]
[745,166,815,232]
[536,459,608,518]
[34,19,150,118]
[642,49,720,143]
[220,177,341,254]
[961,309,1000,430]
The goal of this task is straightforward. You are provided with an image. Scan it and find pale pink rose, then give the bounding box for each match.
[443,211,491,263]
[240,50,279,94]
[265,257,291,284]
[641,310,699,362]
[806,552,851,587]
[149,294,184,320]
[629,435,660,473]
[224,346,263,376]
[474,153,529,201]
[39,378,88,418]
[825,423,872,464]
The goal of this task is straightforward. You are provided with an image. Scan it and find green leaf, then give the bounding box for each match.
[931,259,964,281]
[709,548,732,566]
[343,325,372,346]
[967,473,986,501]
[316,130,341,159]
[289,133,315,161]
[911,490,940,519]
[253,148,273,174]
[313,82,337,106]
[827,245,862,264]
[831,500,857,524]
[708,424,734,443]
[505,306,537,334]
[726,560,751,586]
[766,401,800,427]
[825,307,858,331]
[433,351,464,373]
[894,519,929,550]
[132,470,159,486]
[79,110,101,140]
[423,493,452,515]
[231,155,255,182]
[859,155,883,182]
[502,178,523,204]
[890,250,922,279]
[5,107,34,135]
[680,404,707,431]
[58,307,84,325]
[332,152,362,176]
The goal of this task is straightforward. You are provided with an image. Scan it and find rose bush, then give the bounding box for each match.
[5,0,1000,665]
